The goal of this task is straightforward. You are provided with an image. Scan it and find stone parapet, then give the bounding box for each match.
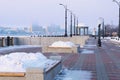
[13,36,89,48]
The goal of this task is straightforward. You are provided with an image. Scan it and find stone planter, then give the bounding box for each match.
[0,60,62,80]
[42,45,80,53]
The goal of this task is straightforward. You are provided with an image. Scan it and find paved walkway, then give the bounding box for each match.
[44,37,120,80]
[1,37,120,80]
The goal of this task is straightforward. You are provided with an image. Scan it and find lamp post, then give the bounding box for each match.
[103,19,104,38]
[59,4,68,37]
[113,0,120,38]
[105,26,107,37]
[111,27,113,37]
[99,17,104,39]
[70,12,73,37]
[77,18,79,35]
[67,9,73,37]
[76,17,79,35]
[73,14,76,35]
[68,10,73,37]
[98,24,101,47]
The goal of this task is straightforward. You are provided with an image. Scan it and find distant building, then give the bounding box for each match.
[23,27,28,31]
[31,24,45,35]
[32,24,41,31]
[9,27,17,31]
[47,24,64,35]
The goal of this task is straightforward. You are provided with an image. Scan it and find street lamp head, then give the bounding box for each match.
[59,3,62,5]
[59,3,67,8]
[113,0,120,6]
[98,24,101,27]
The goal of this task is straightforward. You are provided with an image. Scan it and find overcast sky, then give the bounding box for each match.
[0,0,119,29]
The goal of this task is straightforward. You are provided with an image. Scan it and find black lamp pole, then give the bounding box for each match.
[94,28,96,39]
[105,26,106,37]
[76,17,79,35]
[99,17,104,39]
[70,12,72,37]
[119,7,120,38]
[113,0,120,38]
[59,4,67,37]
[98,24,101,47]
[74,15,76,35]
[103,19,104,38]
[65,7,67,37]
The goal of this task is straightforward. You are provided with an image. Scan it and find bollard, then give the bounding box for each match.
[10,37,14,46]
[7,36,10,46]
[1,37,4,47]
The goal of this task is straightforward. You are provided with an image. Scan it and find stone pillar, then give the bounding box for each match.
[82,28,83,35]
[87,27,88,35]
[2,37,5,47]
[84,27,85,35]
[76,27,77,35]
[79,28,81,35]
[10,37,14,46]
[76,27,79,35]
[7,36,10,46]
[84,27,86,35]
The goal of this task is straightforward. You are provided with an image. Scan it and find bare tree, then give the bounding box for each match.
[101,24,118,37]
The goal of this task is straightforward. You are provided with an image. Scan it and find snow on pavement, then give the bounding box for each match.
[55,69,92,80]
[81,49,94,54]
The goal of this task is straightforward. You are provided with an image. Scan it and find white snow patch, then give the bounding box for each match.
[84,45,96,48]
[55,69,92,80]
[84,45,96,47]
[109,37,120,43]
[81,49,94,54]
[0,52,57,72]
[50,41,75,48]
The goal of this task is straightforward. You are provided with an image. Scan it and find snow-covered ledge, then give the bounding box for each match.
[42,41,80,53]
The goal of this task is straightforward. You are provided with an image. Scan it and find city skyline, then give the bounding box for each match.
[0,0,119,29]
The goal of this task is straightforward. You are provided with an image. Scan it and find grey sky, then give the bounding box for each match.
[0,0,119,29]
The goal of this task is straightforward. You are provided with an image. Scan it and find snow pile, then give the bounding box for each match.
[110,37,120,43]
[0,52,56,72]
[55,69,92,80]
[50,41,75,48]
